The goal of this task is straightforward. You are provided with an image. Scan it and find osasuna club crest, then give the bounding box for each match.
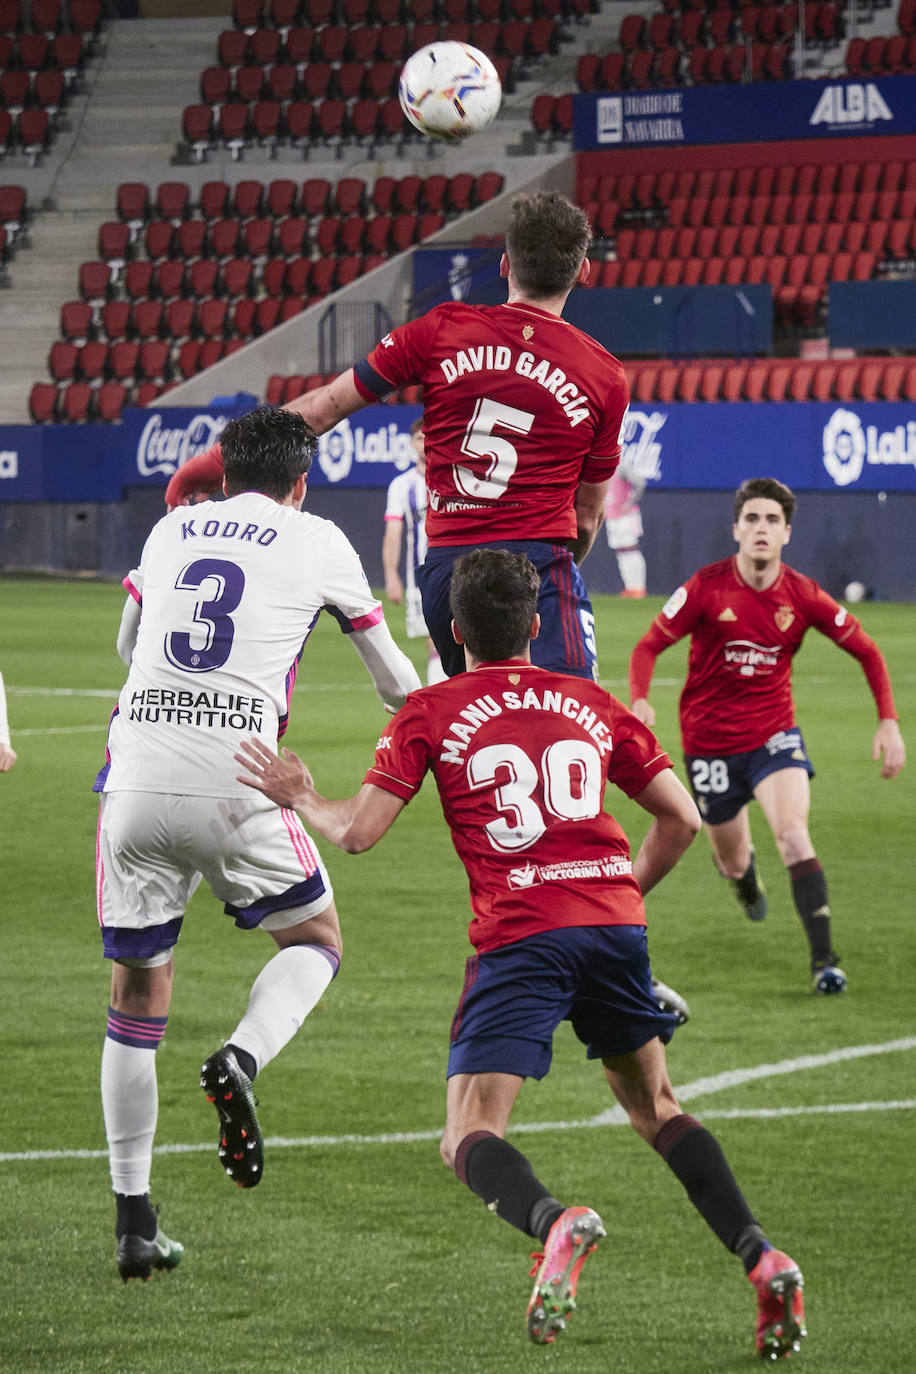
[776,607,795,632]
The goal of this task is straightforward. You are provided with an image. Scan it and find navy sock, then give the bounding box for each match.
[454,1131,562,1239]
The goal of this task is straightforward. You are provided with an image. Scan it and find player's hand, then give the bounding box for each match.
[873,718,906,779]
[235,738,314,808]
[0,743,17,771]
[384,575,403,605]
[630,696,655,727]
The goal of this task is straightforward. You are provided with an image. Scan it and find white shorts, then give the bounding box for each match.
[405,585,430,639]
[605,509,643,551]
[96,790,334,963]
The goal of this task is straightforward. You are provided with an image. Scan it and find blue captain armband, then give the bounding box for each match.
[353,357,396,399]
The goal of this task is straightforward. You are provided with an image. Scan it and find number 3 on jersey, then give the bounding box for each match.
[164,558,245,673]
[455,397,535,501]
[468,739,602,852]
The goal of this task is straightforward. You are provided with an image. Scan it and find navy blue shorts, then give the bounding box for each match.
[685,727,815,826]
[447,925,677,1081]
[416,540,597,680]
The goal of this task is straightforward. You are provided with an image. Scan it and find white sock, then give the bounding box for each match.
[426,652,448,685]
[618,548,647,592]
[101,1037,158,1196]
[229,945,337,1075]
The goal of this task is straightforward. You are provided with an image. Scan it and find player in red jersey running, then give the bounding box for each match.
[235,548,807,1359]
[629,477,906,995]
[165,191,629,681]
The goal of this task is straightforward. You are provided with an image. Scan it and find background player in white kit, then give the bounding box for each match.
[604,455,647,599]
[93,407,420,1282]
[382,418,446,685]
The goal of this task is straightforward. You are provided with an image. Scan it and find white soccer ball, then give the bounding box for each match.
[399,42,502,143]
[844,580,867,603]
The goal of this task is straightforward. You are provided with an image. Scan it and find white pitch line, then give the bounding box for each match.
[2,1038,913,1166]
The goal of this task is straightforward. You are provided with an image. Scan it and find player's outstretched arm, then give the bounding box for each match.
[630,769,701,897]
[348,620,422,711]
[873,718,906,779]
[235,739,405,851]
[164,443,225,508]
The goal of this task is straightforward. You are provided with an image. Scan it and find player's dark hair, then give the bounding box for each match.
[221,406,316,501]
[450,549,540,662]
[504,190,591,298]
[734,477,796,524]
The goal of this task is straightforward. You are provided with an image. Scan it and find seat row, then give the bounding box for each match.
[598,219,916,265]
[581,159,916,211]
[626,354,916,404]
[616,2,841,53]
[845,32,916,75]
[213,16,555,68]
[29,378,171,424]
[227,0,588,29]
[113,172,502,229]
[182,95,415,160]
[0,30,88,76]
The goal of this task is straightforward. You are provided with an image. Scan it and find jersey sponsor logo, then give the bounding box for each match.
[662,586,687,619]
[775,606,795,632]
[127,687,264,731]
[438,687,613,765]
[724,639,781,676]
[137,413,229,479]
[834,605,848,627]
[507,855,633,889]
[764,729,803,755]
[717,607,737,621]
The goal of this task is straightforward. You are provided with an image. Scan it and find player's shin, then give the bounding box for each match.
[228,943,340,1075]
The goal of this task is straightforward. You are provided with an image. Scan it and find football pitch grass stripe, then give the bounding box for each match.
[4,1037,913,1166]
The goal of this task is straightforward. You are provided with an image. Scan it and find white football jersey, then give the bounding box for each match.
[384,466,427,598]
[100,492,384,797]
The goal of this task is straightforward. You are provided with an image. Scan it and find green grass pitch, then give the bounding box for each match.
[1,577,914,1373]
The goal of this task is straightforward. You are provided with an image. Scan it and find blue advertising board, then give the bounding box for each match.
[1,400,914,505]
[574,73,916,150]
[565,285,772,357]
[411,245,503,312]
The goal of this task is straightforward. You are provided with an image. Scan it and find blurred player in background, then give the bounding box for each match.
[94,408,420,1282]
[629,477,906,995]
[382,418,446,685]
[0,668,16,770]
[604,456,647,598]
[166,190,630,682]
[235,548,807,1361]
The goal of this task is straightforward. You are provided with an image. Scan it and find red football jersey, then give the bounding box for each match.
[630,557,897,755]
[364,661,672,953]
[355,301,628,546]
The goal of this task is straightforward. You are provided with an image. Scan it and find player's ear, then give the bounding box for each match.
[576,257,591,286]
[530,612,541,641]
[451,618,465,646]
[222,477,229,497]
[783,523,791,546]
[498,252,510,279]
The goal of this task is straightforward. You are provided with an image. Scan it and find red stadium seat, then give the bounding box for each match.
[61,381,93,423]
[61,299,94,343]
[29,381,59,423]
[96,381,128,423]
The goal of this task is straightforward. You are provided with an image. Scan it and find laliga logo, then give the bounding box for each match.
[317,418,354,483]
[619,408,665,482]
[822,409,866,487]
[137,413,229,478]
